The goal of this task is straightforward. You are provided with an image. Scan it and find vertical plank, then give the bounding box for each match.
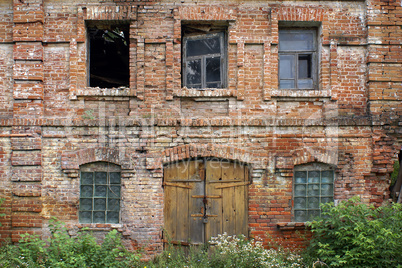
[234,163,248,236]
[222,160,236,235]
[205,159,222,241]
[175,161,189,243]
[189,159,204,244]
[163,164,176,242]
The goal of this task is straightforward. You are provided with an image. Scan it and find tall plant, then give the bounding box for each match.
[305,196,402,267]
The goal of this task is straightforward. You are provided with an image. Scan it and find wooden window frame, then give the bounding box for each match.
[279,28,317,90]
[182,31,227,89]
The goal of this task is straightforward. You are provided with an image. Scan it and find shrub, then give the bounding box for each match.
[0,218,141,267]
[304,196,402,268]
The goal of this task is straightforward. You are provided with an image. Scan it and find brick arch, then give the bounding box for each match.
[292,147,338,167]
[61,147,133,178]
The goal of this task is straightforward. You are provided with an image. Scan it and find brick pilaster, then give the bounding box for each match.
[11,0,44,242]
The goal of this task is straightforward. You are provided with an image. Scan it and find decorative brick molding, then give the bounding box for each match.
[275,147,338,176]
[146,143,268,172]
[61,147,134,178]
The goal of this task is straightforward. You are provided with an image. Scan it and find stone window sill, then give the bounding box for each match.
[75,223,123,230]
[176,87,237,98]
[71,87,133,99]
[271,89,331,101]
[276,222,307,230]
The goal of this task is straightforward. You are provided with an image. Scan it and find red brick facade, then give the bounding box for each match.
[0,0,401,256]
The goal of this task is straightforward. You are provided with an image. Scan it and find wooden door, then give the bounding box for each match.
[163,159,248,245]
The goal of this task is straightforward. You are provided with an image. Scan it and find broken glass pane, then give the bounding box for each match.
[187,36,221,57]
[298,54,312,78]
[279,31,314,51]
[186,59,201,87]
[206,57,221,85]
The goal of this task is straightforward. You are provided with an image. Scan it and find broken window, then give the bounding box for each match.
[87,22,129,88]
[182,22,227,89]
[279,29,317,89]
[79,162,121,224]
[293,163,334,222]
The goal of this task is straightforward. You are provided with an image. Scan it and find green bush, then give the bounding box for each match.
[304,196,402,268]
[0,218,141,267]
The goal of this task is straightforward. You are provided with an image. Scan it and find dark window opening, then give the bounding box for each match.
[182,22,227,89]
[87,23,129,88]
[279,29,317,89]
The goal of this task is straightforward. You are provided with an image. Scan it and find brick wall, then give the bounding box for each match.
[0,0,400,257]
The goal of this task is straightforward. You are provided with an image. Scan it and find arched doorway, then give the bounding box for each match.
[163,158,249,245]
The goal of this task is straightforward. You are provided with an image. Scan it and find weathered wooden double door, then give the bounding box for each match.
[163,158,249,245]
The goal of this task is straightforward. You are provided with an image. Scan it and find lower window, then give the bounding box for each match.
[79,162,121,224]
[293,165,334,222]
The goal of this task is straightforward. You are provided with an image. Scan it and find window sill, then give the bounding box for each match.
[71,87,133,99]
[76,223,123,230]
[176,87,236,98]
[276,222,307,230]
[271,89,331,101]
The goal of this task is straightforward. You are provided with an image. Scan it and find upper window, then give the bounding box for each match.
[182,23,227,89]
[293,164,334,222]
[87,22,129,88]
[279,29,317,89]
[79,162,121,224]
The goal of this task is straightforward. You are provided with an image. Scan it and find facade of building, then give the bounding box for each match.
[0,0,401,256]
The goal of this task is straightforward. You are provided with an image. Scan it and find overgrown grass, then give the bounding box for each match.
[1,197,401,267]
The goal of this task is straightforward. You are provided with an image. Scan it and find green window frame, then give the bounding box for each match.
[79,163,121,224]
[293,166,334,222]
